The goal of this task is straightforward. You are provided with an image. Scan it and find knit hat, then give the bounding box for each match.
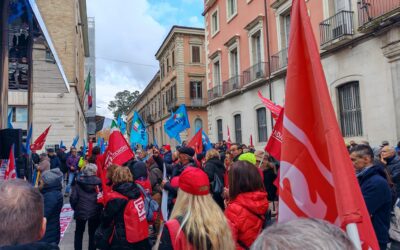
[41,168,63,185]
[238,153,257,165]
[131,161,148,179]
[178,146,195,157]
[164,144,171,151]
[179,167,209,196]
[83,163,97,176]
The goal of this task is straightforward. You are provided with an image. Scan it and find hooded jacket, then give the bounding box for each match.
[204,158,225,210]
[70,175,102,220]
[357,165,392,245]
[48,155,61,170]
[101,182,150,250]
[225,191,269,249]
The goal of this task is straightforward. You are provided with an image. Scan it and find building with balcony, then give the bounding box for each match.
[205,0,400,147]
[127,25,208,148]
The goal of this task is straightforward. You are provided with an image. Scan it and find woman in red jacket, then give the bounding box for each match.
[225,161,269,249]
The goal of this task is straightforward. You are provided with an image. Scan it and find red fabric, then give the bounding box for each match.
[224,171,229,189]
[179,167,210,196]
[164,144,171,151]
[225,191,268,249]
[135,179,152,194]
[30,126,51,151]
[257,90,283,120]
[88,141,93,157]
[187,128,203,155]
[279,0,378,249]
[227,126,231,149]
[4,145,16,180]
[165,219,193,250]
[265,109,283,161]
[249,135,253,148]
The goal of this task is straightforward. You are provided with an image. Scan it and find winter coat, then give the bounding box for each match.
[57,151,68,174]
[37,159,50,173]
[163,151,173,164]
[101,182,150,250]
[357,165,392,245]
[263,168,277,201]
[148,163,163,194]
[48,155,61,170]
[204,158,225,210]
[225,191,269,249]
[39,181,63,245]
[66,155,79,173]
[70,175,102,220]
[0,242,59,250]
[386,155,400,197]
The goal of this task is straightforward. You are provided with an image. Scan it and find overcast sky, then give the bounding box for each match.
[86,0,204,118]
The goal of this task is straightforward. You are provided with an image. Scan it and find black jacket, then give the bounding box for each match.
[70,175,102,220]
[357,165,392,245]
[387,155,400,197]
[204,158,225,210]
[0,242,59,250]
[39,182,63,245]
[263,168,278,201]
[101,182,150,250]
[56,151,68,173]
[148,163,163,194]
[48,155,61,170]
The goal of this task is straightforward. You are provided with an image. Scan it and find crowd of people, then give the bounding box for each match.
[1,138,400,250]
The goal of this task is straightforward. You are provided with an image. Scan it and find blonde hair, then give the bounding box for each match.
[112,166,133,184]
[168,189,235,250]
[205,149,220,162]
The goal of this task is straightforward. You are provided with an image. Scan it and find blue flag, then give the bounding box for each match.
[7,110,13,129]
[25,123,32,154]
[59,140,64,149]
[100,138,106,154]
[130,112,148,147]
[164,104,190,143]
[154,136,158,149]
[202,130,212,151]
[72,135,79,147]
[82,139,87,156]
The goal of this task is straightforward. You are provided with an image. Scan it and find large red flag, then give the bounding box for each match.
[257,90,283,120]
[226,126,231,149]
[30,126,51,151]
[265,109,284,161]
[279,0,378,249]
[188,128,203,154]
[4,145,16,180]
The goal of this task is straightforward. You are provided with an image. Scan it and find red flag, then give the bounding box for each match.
[227,126,231,149]
[30,126,51,151]
[265,109,284,161]
[257,90,283,120]
[187,128,203,155]
[279,0,378,249]
[88,140,93,157]
[249,134,254,148]
[4,145,16,180]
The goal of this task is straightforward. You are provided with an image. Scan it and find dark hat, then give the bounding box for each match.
[46,148,55,153]
[381,140,389,147]
[179,167,209,195]
[178,146,195,157]
[60,146,67,150]
[130,161,148,179]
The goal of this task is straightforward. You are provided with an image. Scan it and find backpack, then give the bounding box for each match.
[107,192,149,243]
[211,173,224,195]
[137,184,159,222]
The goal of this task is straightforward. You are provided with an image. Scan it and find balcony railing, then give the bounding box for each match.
[208,85,223,102]
[190,98,207,107]
[243,62,269,86]
[271,48,288,73]
[320,11,354,45]
[223,75,243,95]
[358,0,400,27]
[167,98,177,111]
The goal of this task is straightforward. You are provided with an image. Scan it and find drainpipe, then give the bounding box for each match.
[264,0,274,127]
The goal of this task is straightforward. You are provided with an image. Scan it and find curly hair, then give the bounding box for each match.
[112,166,133,184]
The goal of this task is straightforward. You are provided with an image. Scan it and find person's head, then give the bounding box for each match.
[139,150,147,160]
[0,180,46,246]
[39,168,63,190]
[92,146,101,156]
[70,147,77,156]
[164,144,171,152]
[39,152,48,161]
[106,164,119,182]
[172,151,179,162]
[349,140,356,147]
[251,218,355,250]
[60,146,67,152]
[381,140,390,148]
[112,166,133,185]
[230,143,243,158]
[238,152,257,165]
[254,150,270,169]
[177,147,195,164]
[359,140,369,146]
[229,160,264,200]
[205,149,220,162]
[46,148,55,156]
[129,161,148,180]
[168,167,235,250]
[224,151,233,168]
[381,145,396,160]
[82,163,97,176]
[349,144,374,171]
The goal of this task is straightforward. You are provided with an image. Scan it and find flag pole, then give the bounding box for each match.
[346,223,362,250]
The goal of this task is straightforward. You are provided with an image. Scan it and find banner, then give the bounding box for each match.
[164,104,190,143]
[130,111,148,147]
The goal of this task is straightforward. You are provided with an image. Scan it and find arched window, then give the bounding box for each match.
[256,108,267,142]
[217,119,223,142]
[337,81,363,137]
[234,114,242,144]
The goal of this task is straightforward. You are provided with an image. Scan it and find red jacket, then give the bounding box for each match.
[225,191,269,249]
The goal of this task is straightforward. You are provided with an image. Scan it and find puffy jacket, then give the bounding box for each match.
[70,175,102,220]
[225,191,269,249]
[48,155,61,170]
[101,182,150,250]
[66,155,79,173]
[39,181,63,245]
[204,158,225,210]
[0,242,59,250]
[357,165,392,245]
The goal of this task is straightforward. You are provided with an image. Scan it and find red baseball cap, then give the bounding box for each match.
[179,167,210,196]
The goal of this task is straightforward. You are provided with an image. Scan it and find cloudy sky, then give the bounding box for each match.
[86,0,204,118]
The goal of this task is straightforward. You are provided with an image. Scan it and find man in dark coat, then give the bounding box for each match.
[203,150,225,210]
[0,179,58,250]
[56,146,68,175]
[350,144,392,250]
[162,144,173,164]
[47,148,61,170]
[381,145,400,197]
[38,169,64,245]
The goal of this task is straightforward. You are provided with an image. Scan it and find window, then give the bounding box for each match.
[257,108,268,142]
[213,60,221,86]
[338,82,363,137]
[167,57,170,72]
[7,106,28,123]
[217,119,223,142]
[229,47,239,77]
[211,9,219,35]
[251,31,262,65]
[192,46,201,63]
[234,114,242,144]
[283,13,291,48]
[172,84,177,100]
[190,81,202,99]
[160,63,164,78]
[227,0,237,20]
[195,118,203,133]
[172,51,175,66]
